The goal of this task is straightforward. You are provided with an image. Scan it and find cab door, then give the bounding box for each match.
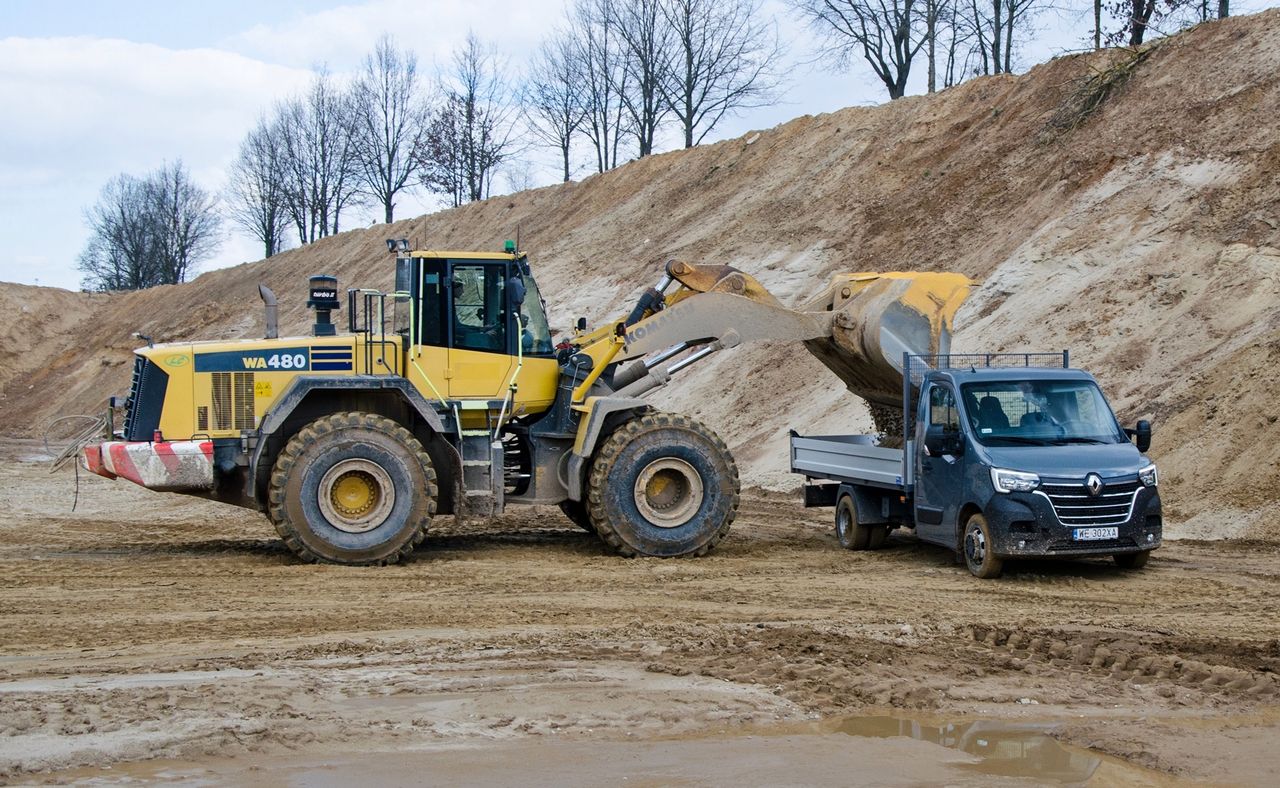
[915,383,965,547]
[446,262,514,399]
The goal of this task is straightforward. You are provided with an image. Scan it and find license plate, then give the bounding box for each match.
[1073,527,1119,541]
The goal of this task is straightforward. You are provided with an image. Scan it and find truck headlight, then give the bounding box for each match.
[1139,463,1158,487]
[991,468,1040,493]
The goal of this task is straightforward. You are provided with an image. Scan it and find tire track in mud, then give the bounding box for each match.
[960,625,1280,701]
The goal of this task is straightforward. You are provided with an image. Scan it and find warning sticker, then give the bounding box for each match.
[254,381,273,398]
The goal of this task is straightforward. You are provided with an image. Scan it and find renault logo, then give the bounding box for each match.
[1085,474,1104,497]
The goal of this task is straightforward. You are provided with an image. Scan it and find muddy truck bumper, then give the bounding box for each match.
[984,485,1162,558]
[83,441,215,492]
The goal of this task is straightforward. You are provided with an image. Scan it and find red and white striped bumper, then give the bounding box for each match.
[83,441,215,492]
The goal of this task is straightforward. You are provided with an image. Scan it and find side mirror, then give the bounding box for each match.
[1134,420,1151,453]
[576,317,587,332]
[508,277,526,307]
[925,425,964,457]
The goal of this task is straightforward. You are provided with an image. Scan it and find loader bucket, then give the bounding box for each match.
[801,272,972,408]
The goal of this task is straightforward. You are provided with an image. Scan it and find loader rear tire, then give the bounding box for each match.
[268,412,437,565]
[586,412,739,558]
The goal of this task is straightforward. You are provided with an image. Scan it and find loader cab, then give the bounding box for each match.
[404,251,554,357]
[400,250,555,399]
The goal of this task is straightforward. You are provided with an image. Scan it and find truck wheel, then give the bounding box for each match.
[268,412,437,565]
[835,495,871,550]
[962,513,1004,579]
[558,500,596,533]
[586,412,739,558]
[1114,550,1150,569]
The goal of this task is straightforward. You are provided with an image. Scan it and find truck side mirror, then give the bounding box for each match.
[923,426,947,456]
[1134,420,1151,453]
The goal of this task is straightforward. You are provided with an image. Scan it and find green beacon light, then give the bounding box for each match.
[504,239,516,253]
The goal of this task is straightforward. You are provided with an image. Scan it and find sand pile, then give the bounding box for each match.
[4,11,1278,538]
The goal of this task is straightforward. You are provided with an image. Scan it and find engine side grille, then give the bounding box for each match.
[233,372,255,430]
[211,373,232,430]
[196,405,209,432]
[210,371,255,432]
[1038,479,1141,527]
[122,356,169,441]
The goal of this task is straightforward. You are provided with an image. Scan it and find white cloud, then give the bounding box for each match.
[0,36,315,288]
[224,0,564,70]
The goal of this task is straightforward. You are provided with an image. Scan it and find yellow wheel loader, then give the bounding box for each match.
[83,240,969,565]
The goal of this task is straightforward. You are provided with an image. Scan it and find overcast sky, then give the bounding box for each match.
[1,1,1273,290]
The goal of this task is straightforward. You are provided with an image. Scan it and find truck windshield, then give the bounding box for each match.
[960,380,1126,447]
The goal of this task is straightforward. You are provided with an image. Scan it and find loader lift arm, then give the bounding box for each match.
[566,259,972,410]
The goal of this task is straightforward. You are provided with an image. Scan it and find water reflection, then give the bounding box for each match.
[834,716,1101,784]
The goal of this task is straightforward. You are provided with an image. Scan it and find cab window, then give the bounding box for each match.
[928,385,959,432]
[450,263,507,353]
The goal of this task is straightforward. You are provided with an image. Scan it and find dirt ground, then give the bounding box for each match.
[1,440,1278,785]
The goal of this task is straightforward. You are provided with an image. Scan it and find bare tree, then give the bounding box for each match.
[790,0,926,100]
[419,33,518,205]
[962,0,1044,75]
[615,0,674,156]
[79,162,221,291]
[352,35,425,224]
[226,116,290,259]
[149,160,221,284]
[525,28,587,182]
[571,0,633,172]
[277,69,364,244]
[79,175,156,291]
[659,0,782,147]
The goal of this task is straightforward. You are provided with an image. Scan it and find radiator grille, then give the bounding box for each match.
[211,373,232,430]
[1039,479,1141,527]
[196,405,209,432]
[122,356,169,441]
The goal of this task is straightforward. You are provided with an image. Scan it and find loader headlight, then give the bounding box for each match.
[1139,463,1158,487]
[991,467,1040,494]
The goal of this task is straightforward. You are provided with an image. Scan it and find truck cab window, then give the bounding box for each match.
[928,385,959,432]
[450,264,506,353]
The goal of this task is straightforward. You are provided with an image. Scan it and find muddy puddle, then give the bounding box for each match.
[35,714,1173,786]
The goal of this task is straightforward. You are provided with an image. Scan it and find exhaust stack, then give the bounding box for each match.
[258,284,278,340]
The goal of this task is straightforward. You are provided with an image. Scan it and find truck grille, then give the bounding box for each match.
[122,355,169,441]
[1038,479,1140,527]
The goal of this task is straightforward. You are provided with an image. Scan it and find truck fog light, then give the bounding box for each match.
[1018,540,1026,549]
[1147,534,1154,543]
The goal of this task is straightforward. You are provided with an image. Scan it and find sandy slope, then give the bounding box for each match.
[4,11,1279,537]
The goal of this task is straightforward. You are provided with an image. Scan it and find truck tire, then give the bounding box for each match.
[586,412,739,558]
[835,495,871,550]
[268,412,437,565]
[558,500,596,533]
[962,512,1004,579]
[1114,550,1150,569]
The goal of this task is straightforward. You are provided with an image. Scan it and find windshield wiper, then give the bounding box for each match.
[984,435,1055,446]
[1055,437,1114,445]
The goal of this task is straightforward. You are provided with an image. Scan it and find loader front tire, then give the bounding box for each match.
[559,500,597,533]
[268,412,437,565]
[586,412,739,558]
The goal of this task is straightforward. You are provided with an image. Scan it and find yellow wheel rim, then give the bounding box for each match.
[331,471,379,517]
[317,458,397,533]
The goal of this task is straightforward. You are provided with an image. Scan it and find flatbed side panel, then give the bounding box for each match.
[790,434,906,489]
